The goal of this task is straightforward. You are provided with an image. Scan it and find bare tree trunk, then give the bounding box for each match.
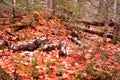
[26,0,33,13]
[112,21,120,43]
[113,0,117,21]
[52,0,56,15]
[47,0,52,8]
[98,0,103,13]
[26,0,29,13]
[12,0,16,18]
[103,0,109,42]
[73,0,78,4]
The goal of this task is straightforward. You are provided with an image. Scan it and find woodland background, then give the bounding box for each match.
[0,0,120,80]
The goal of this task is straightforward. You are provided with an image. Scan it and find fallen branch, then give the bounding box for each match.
[5,30,15,36]
[10,23,27,31]
[81,28,113,39]
[59,40,68,56]
[68,36,83,46]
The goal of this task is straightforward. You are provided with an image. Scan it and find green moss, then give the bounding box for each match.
[106,76,112,80]
[87,64,96,76]
[59,78,65,80]
[97,73,106,80]
[0,68,12,80]
[30,68,40,79]
[73,71,86,80]
[46,67,52,74]
[111,37,120,44]
[46,60,55,67]
[116,54,120,63]
[74,73,81,78]
[110,68,117,73]
[31,59,37,67]
[56,71,63,76]
[19,38,26,42]
[91,51,98,55]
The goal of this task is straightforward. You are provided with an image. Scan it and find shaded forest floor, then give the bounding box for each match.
[0,12,120,80]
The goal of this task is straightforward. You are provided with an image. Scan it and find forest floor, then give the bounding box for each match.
[0,12,120,80]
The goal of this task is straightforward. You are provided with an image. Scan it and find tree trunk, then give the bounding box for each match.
[47,0,52,8]
[73,0,78,4]
[98,0,103,13]
[103,0,109,42]
[12,0,16,18]
[52,0,56,15]
[113,0,117,21]
[112,22,120,43]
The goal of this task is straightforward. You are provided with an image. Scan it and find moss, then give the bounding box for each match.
[111,37,120,44]
[110,68,117,73]
[31,59,37,67]
[46,60,55,67]
[74,73,81,78]
[46,67,52,74]
[87,64,96,76]
[56,71,63,76]
[59,78,65,80]
[74,71,86,80]
[30,68,40,79]
[0,67,12,80]
[19,38,26,42]
[97,73,106,80]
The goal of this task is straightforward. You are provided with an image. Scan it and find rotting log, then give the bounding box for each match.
[10,36,60,53]
[81,28,113,39]
[68,25,113,39]
[75,19,115,28]
[68,36,87,47]
[9,36,87,57]
[10,36,48,52]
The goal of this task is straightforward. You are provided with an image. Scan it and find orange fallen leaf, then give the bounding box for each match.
[84,53,92,59]
[94,53,101,59]
[103,43,110,49]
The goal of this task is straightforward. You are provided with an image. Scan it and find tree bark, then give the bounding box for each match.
[47,0,52,8]
[103,0,109,42]
[73,0,78,4]
[52,0,56,15]
[112,22,120,43]
[98,0,103,13]
[12,0,16,18]
[113,0,117,21]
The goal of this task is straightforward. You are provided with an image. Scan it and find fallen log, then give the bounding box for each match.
[68,36,87,47]
[81,28,113,39]
[59,40,68,56]
[69,26,113,39]
[75,20,115,28]
[9,37,71,56]
[39,42,59,52]
[9,36,66,54]
[10,36,48,52]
